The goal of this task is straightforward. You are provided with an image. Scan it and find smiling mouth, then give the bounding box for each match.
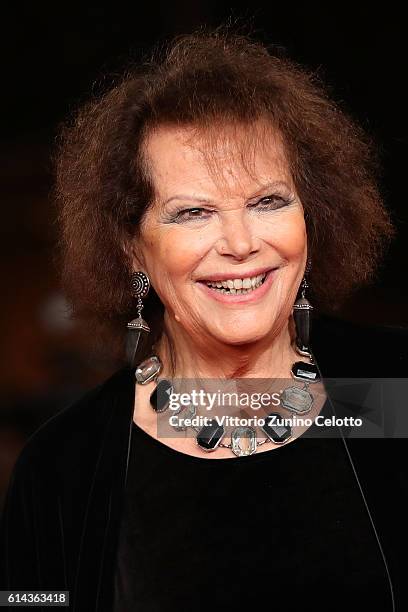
[199,272,269,295]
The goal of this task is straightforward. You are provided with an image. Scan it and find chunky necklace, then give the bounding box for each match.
[134,350,321,458]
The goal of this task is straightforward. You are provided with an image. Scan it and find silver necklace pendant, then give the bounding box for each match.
[231,426,257,457]
[135,355,162,384]
[280,384,314,415]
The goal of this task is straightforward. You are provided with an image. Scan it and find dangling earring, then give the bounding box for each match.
[126,271,151,368]
[279,258,319,415]
[292,258,313,358]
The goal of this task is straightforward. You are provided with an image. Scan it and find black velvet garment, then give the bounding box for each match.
[1,313,408,611]
[114,416,391,611]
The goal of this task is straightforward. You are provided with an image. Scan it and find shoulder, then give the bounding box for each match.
[8,366,134,483]
[312,313,408,377]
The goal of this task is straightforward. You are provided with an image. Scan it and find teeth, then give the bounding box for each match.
[205,272,268,293]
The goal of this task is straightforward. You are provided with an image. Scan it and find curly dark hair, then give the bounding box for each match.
[54,26,396,363]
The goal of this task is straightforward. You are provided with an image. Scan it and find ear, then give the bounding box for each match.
[121,236,146,272]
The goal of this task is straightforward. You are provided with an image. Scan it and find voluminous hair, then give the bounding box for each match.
[54,26,396,362]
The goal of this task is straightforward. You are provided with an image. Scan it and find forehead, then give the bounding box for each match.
[142,119,293,200]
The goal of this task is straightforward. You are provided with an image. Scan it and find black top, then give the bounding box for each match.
[1,313,406,611]
[113,399,393,611]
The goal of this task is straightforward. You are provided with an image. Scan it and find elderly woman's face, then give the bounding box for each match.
[134,124,307,346]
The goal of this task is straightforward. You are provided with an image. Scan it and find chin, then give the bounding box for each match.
[212,327,271,346]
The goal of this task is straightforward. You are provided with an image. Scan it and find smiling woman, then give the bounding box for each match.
[1,25,406,612]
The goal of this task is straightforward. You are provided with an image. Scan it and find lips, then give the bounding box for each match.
[196,266,276,283]
[196,267,278,303]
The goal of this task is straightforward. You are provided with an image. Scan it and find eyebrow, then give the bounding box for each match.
[162,180,292,206]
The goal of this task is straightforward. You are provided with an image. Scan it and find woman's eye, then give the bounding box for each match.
[250,195,294,210]
[173,207,211,222]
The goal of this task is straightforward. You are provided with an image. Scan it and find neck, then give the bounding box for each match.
[154,311,301,379]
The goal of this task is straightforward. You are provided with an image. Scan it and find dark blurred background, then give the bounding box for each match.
[0,3,406,507]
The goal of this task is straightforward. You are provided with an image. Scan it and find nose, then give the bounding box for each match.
[215,209,261,260]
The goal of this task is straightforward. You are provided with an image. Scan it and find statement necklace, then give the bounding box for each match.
[134,351,321,458]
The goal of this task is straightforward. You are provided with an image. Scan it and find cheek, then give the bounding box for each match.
[261,212,307,259]
[143,227,210,281]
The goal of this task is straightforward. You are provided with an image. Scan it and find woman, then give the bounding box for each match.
[1,29,407,611]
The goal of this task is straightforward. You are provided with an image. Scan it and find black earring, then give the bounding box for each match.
[126,271,151,367]
[293,258,313,358]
